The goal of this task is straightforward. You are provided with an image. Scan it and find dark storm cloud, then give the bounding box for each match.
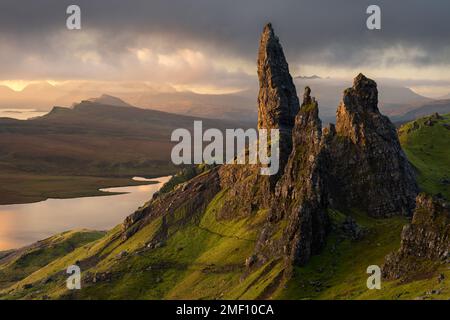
[0,0,449,80]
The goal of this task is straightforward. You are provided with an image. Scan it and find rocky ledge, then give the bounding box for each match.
[383,193,450,281]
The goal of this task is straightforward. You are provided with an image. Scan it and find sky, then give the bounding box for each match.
[0,0,449,97]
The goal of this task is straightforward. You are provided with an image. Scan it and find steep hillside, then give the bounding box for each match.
[398,113,450,199]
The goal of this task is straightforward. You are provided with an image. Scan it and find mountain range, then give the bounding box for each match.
[2,77,449,125]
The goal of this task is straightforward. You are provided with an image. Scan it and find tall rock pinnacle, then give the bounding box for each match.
[257,23,299,176]
[213,24,300,219]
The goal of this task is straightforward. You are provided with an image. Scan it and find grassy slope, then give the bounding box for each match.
[0,114,448,300]
[398,113,450,199]
[0,230,105,290]
[0,190,282,300]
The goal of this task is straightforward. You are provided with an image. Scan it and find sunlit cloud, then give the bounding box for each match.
[0,0,448,101]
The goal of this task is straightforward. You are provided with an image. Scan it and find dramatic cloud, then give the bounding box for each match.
[0,0,449,90]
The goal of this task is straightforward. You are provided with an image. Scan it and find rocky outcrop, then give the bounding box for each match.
[255,87,329,266]
[327,74,418,217]
[253,72,419,266]
[257,23,299,176]
[383,193,450,280]
[215,23,299,218]
[217,164,272,219]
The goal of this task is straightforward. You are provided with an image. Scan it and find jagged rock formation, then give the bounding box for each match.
[257,23,300,176]
[124,25,419,271]
[214,23,299,218]
[255,87,329,266]
[383,194,450,280]
[253,73,419,266]
[328,74,419,217]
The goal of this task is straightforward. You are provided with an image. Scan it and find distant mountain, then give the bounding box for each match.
[0,85,16,96]
[20,82,56,95]
[87,94,133,108]
[0,100,253,178]
[295,74,322,80]
[0,78,435,124]
[0,82,61,110]
[119,90,257,122]
[438,93,450,100]
[391,99,450,123]
[0,82,257,122]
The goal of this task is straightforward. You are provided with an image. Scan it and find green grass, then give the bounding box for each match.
[276,210,449,300]
[399,113,450,199]
[0,230,105,290]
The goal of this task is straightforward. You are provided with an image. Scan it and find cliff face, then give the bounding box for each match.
[383,194,450,280]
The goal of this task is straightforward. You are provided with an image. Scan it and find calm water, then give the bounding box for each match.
[0,176,171,251]
[0,108,48,120]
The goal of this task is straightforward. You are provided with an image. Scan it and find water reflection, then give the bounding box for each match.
[0,176,171,251]
[0,108,48,120]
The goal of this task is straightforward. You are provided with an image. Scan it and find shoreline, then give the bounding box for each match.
[0,173,166,206]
